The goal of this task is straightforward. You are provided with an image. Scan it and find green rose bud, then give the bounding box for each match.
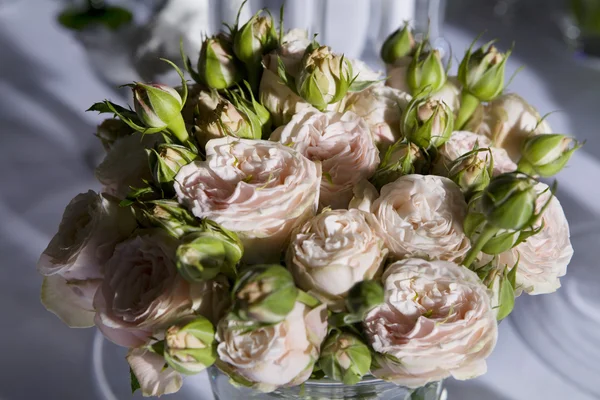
[296,45,353,110]
[407,45,447,94]
[518,134,582,177]
[318,331,372,385]
[481,172,537,230]
[143,199,197,239]
[233,11,278,67]
[198,33,242,90]
[176,222,243,281]
[403,97,454,148]
[380,24,415,64]
[458,41,510,101]
[96,118,133,151]
[227,86,272,139]
[132,82,189,143]
[345,280,384,319]
[449,149,492,199]
[232,264,298,324]
[371,141,423,189]
[164,317,217,375]
[148,143,197,188]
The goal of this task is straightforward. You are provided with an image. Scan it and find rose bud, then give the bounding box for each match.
[458,41,510,102]
[132,82,189,143]
[96,118,133,151]
[402,97,454,149]
[232,264,298,324]
[407,44,447,94]
[148,143,197,189]
[481,172,538,231]
[233,11,278,67]
[142,200,198,239]
[449,150,492,199]
[296,45,353,110]
[198,33,242,90]
[518,134,582,177]
[370,141,423,189]
[193,91,260,147]
[318,331,372,385]
[164,316,217,375]
[176,223,243,282]
[227,87,272,139]
[380,24,415,64]
[345,280,384,320]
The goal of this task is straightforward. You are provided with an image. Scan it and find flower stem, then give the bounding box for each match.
[167,114,190,144]
[463,223,500,269]
[455,91,480,130]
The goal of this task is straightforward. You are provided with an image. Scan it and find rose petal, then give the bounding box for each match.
[127,348,183,397]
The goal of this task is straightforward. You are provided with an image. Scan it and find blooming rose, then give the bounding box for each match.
[37,191,136,327]
[353,175,470,262]
[127,347,183,397]
[435,131,517,176]
[217,302,328,392]
[286,209,387,310]
[174,138,321,263]
[93,230,228,347]
[465,93,552,162]
[271,109,379,209]
[344,85,411,148]
[364,258,498,387]
[95,133,158,198]
[498,182,573,294]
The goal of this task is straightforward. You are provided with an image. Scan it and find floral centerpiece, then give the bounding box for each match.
[37,3,580,398]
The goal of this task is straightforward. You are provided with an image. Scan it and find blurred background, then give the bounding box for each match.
[1,0,600,399]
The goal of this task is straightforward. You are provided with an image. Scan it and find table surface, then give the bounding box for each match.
[1,1,599,399]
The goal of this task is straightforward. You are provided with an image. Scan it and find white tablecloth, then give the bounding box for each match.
[1,1,599,399]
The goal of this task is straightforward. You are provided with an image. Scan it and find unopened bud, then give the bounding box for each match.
[149,143,197,187]
[407,46,447,94]
[198,34,242,90]
[233,11,278,66]
[518,134,581,177]
[403,98,454,148]
[345,280,384,319]
[380,25,415,64]
[458,41,510,101]
[164,316,217,375]
[318,331,371,385]
[481,172,537,230]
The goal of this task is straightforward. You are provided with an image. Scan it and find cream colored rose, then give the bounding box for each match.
[466,93,552,162]
[217,302,328,392]
[498,183,573,294]
[344,85,411,148]
[95,133,158,198]
[435,131,517,176]
[364,258,498,388]
[174,138,321,263]
[93,230,226,347]
[287,209,387,310]
[366,175,470,262]
[271,109,379,209]
[37,191,136,327]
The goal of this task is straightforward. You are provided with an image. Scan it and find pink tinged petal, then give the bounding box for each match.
[348,179,379,212]
[450,358,488,380]
[94,312,151,348]
[127,348,183,397]
[41,275,95,328]
[304,304,328,347]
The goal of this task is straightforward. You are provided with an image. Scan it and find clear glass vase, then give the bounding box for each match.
[208,366,445,400]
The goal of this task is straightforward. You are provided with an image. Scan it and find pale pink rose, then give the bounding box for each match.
[95,133,158,199]
[498,183,573,294]
[364,258,498,388]
[344,85,411,148]
[287,209,387,310]
[348,179,380,212]
[366,175,470,262]
[216,302,328,392]
[127,347,183,397]
[174,138,321,263]
[270,109,379,209]
[37,191,136,327]
[93,230,227,347]
[435,131,517,176]
[466,93,552,162]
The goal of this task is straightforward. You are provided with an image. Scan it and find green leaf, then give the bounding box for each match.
[348,78,384,93]
[496,268,515,321]
[58,6,132,32]
[130,367,141,394]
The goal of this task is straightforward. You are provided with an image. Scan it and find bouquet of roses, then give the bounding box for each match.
[37,3,580,397]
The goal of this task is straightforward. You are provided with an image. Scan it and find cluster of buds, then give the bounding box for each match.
[518,134,581,177]
[370,141,424,189]
[407,42,447,94]
[198,33,242,90]
[176,220,243,281]
[164,316,217,375]
[232,264,298,324]
[449,148,493,200]
[296,43,353,110]
[380,24,416,64]
[148,143,197,192]
[402,97,454,149]
[318,331,372,385]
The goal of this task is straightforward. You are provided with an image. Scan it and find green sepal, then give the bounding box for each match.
[129,367,141,394]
